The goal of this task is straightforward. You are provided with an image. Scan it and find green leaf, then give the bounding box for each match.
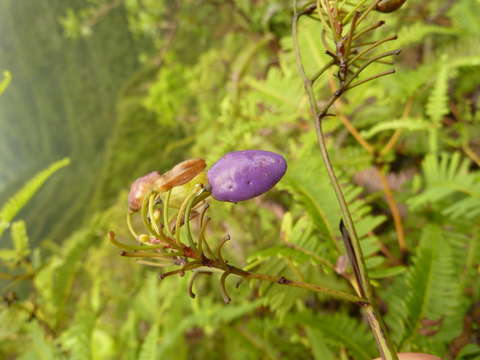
[11,221,30,258]
[19,322,59,360]
[280,147,386,269]
[0,70,12,95]
[291,312,376,360]
[426,62,450,124]
[138,323,159,360]
[397,225,462,348]
[409,153,480,219]
[0,158,70,238]
[396,23,458,48]
[361,117,431,139]
[306,327,335,360]
[61,308,96,360]
[369,266,406,279]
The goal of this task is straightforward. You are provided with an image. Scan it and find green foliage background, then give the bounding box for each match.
[1,0,480,359]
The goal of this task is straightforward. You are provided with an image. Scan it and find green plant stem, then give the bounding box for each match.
[292,3,398,359]
[211,261,366,304]
[163,190,174,237]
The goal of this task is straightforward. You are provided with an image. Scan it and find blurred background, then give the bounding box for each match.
[1,0,479,359]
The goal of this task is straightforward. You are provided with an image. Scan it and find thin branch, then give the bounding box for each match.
[348,35,398,65]
[346,49,401,87]
[223,262,366,303]
[376,167,407,254]
[379,98,413,156]
[328,77,375,154]
[352,20,385,41]
[311,60,335,83]
[346,69,396,91]
[464,145,480,167]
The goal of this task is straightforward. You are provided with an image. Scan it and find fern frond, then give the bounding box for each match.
[0,158,70,238]
[409,153,480,219]
[426,62,450,124]
[138,323,159,360]
[291,311,376,360]
[396,23,457,48]
[279,147,386,269]
[11,220,30,259]
[252,256,304,318]
[0,70,12,95]
[33,228,96,324]
[361,117,431,139]
[157,299,262,356]
[395,225,462,349]
[306,327,336,360]
[19,322,59,360]
[61,308,95,360]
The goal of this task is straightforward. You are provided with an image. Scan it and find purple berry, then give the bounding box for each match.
[207,150,287,202]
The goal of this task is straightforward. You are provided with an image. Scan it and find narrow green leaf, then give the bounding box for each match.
[0,158,70,237]
[138,323,159,360]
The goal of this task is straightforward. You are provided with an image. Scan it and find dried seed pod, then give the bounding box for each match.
[128,171,162,211]
[375,0,406,13]
[154,159,206,192]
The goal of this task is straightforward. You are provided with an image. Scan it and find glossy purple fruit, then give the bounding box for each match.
[207,150,287,202]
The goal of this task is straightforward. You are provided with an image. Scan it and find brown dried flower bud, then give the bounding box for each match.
[128,171,161,211]
[153,159,206,192]
[375,0,406,13]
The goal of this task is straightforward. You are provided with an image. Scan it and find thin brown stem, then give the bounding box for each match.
[311,60,335,82]
[348,35,398,65]
[376,167,407,254]
[328,77,375,154]
[380,98,413,156]
[464,145,480,167]
[346,69,396,91]
[347,49,401,86]
[380,129,402,156]
[352,20,385,41]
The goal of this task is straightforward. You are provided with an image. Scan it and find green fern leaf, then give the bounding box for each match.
[396,23,458,48]
[0,158,70,237]
[279,147,386,269]
[18,322,60,360]
[62,309,95,360]
[397,225,462,349]
[306,327,336,360]
[138,323,159,360]
[409,153,480,219]
[361,117,431,139]
[0,70,12,95]
[291,311,376,360]
[11,220,30,258]
[426,62,450,124]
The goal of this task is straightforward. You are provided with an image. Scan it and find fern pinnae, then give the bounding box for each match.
[291,312,376,360]
[0,158,70,238]
[138,323,159,360]
[398,225,462,349]
[0,70,12,95]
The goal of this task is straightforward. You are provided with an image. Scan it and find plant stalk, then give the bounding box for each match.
[212,261,366,304]
[292,2,398,359]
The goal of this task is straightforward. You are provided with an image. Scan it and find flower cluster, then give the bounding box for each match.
[109,150,286,302]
